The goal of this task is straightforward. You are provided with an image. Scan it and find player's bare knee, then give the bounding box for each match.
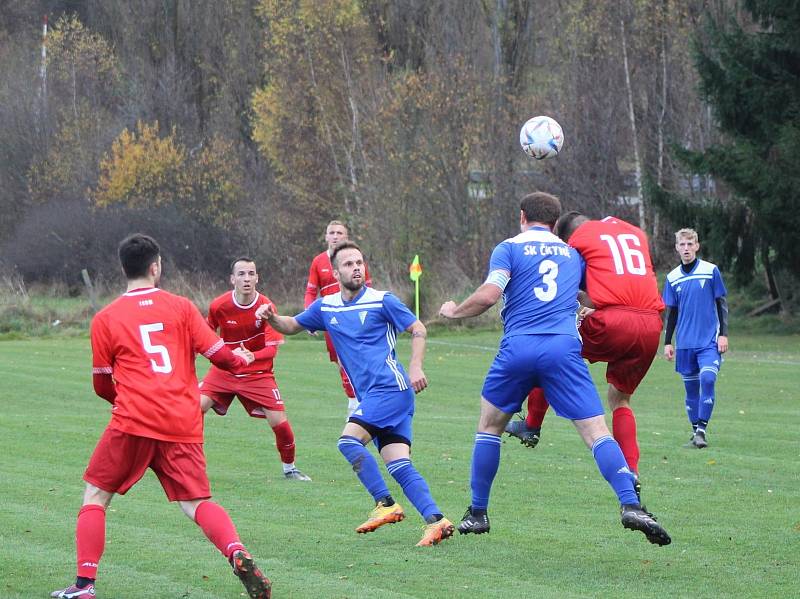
[607,386,631,412]
[572,415,611,448]
[478,397,511,435]
[82,483,113,508]
[264,409,287,427]
[379,441,410,464]
[179,499,205,520]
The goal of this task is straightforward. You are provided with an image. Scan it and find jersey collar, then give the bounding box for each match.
[124,287,160,297]
[231,290,259,309]
[680,258,699,275]
[342,286,368,305]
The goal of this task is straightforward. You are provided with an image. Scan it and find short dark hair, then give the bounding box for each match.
[230,256,256,273]
[520,192,561,227]
[331,241,362,268]
[118,234,160,279]
[554,211,586,242]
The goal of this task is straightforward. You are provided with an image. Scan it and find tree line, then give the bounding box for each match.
[0,0,794,314]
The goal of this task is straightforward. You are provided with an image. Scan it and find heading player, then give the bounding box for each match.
[507,212,664,496]
[259,242,455,547]
[439,192,671,546]
[663,228,729,448]
[305,220,372,417]
[200,257,311,481]
[52,234,271,599]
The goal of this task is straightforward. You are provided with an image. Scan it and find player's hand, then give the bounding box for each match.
[439,301,458,319]
[717,335,729,354]
[664,344,675,361]
[233,345,255,365]
[255,303,275,321]
[408,365,428,393]
[577,306,595,321]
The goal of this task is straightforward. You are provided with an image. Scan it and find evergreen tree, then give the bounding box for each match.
[650,0,800,299]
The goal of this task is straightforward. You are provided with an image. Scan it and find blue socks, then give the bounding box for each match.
[469,431,639,510]
[684,367,717,432]
[698,367,718,426]
[682,375,700,428]
[386,458,440,520]
[337,436,390,502]
[469,433,502,510]
[592,436,638,505]
[338,437,442,519]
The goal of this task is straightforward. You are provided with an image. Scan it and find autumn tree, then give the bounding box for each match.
[93,120,187,208]
[93,120,243,227]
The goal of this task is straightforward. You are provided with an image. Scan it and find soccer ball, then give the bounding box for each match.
[519,116,564,160]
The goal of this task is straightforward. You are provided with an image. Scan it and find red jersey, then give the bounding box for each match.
[90,287,226,443]
[304,250,372,307]
[568,217,664,312]
[206,291,284,376]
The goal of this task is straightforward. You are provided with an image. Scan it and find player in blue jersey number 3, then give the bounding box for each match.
[439,191,671,546]
[256,241,454,547]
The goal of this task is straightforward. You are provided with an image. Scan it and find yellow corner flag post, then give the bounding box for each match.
[409,254,422,318]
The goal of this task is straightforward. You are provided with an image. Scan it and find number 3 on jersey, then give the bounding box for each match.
[139,323,173,373]
[534,259,558,302]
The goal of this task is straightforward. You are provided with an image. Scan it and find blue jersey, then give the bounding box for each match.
[662,259,727,349]
[295,287,417,399]
[488,227,581,339]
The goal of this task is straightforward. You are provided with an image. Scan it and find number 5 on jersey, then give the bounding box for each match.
[139,323,173,373]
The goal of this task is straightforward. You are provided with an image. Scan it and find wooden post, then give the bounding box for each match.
[81,269,99,313]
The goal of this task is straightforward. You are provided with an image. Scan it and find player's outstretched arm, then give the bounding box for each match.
[406,320,428,393]
[439,281,503,320]
[255,303,305,335]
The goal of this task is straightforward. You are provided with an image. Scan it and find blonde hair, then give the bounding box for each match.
[674,228,698,243]
[327,220,348,232]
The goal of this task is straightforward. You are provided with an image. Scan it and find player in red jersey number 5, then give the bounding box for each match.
[51,234,271,599]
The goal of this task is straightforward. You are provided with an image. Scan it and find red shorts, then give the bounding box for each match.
[580,306,662,395]
[200,369,284,417]
[324,331,338,362]
[84,427,210,501]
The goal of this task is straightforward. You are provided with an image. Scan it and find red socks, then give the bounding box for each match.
[75,500,245,579]
[76,504,106,579]
[194,501,244,559]
[272,420,296,464]
[612,406,639,474]
[340,366,356,399]
[525,388,549,429]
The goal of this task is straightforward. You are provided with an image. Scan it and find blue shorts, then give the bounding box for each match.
[349,388,415,446]
[482,334,604,421]
[676,343,722,376]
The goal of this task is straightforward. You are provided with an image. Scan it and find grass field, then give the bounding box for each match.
[0,330,798,598]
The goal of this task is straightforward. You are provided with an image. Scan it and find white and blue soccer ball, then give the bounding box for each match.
[519,115,564,160]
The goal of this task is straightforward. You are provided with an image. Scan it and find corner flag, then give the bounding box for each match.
[409,255,422,318]
[409,255,422,282]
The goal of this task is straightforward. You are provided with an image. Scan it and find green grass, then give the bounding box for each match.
[1,331,798,598]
